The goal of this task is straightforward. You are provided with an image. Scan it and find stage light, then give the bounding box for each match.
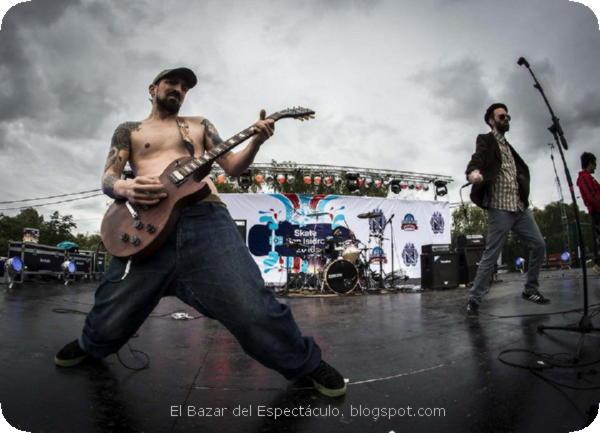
[5,257,23,289]
[277,174,287,184]
[5,257,23,273]
[515,257,525,273]
[345,172,360,192]
[303,175,313,185]
[434,180,448,197]
[313,175,322,185]
[390,179,401,194]
[237,171,252,190]
[62,260,77,274]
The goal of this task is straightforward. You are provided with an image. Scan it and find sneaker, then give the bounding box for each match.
[307,360,346,397]
[466,300,479,317]
[54,339,89,367]
[522,291,550,304]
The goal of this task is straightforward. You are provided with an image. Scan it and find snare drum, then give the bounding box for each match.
[323,259,358,294]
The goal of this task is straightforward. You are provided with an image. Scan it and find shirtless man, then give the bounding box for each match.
[54,67,346,398]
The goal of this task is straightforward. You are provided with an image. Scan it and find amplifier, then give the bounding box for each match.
[69,252,93,275]
[421,244,452,254]
[8,241,65,275]
[93,252,107,274]
[421,252,459,290]
[456,234,485,249]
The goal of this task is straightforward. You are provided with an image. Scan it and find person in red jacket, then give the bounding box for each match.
[576,152,600,273]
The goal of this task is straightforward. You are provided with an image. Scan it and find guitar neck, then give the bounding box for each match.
[168,122,266,185]
[167,107,313,185]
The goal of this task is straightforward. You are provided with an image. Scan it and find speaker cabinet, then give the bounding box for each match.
[457,247,485,285]
[421,252,458,290]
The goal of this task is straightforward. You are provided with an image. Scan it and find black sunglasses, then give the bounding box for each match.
[498,114,511,121]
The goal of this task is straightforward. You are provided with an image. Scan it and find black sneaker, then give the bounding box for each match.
[522,291,550,304]
[54,339,89,367]
[307,360,347,397]
[466,300,479,317]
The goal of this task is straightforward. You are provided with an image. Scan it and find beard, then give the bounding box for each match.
[496,122,510,133]
[156,93,181,114]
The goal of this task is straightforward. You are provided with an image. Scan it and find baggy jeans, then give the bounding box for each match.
[79,202,321,380]
[468,208,546,305]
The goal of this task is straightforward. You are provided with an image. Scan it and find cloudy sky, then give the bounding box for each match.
[0,0,599,234]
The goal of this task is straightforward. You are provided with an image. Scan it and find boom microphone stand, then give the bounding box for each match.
[517,56,599,357]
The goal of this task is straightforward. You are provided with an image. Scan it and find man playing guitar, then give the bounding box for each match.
[54,67,346,398]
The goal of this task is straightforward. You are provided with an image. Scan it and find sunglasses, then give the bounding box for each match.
[497,114,511,121]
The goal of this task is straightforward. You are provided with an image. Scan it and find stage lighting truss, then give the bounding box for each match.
[208,162,452,197]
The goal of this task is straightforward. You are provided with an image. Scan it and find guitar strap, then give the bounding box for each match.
[176,117,196,157]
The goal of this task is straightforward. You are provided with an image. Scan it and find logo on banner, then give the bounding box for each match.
[370,246,387,263]
[402,243,419,266]
[430,211,445,234]
[401,213,418,231]
[368,208,386,235]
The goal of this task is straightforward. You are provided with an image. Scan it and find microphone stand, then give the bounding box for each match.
[518,57,598,358]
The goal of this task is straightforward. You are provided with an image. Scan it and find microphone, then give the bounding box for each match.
[517,57,530,68]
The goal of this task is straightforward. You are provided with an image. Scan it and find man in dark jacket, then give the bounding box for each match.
[465,103,548,317]
[576,152,600,273]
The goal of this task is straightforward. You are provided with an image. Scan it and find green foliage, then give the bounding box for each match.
[0,208,101,255]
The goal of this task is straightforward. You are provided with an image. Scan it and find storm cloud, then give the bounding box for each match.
[0,0,599,233]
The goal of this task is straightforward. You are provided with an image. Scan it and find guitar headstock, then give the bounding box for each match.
[270,107,316,122]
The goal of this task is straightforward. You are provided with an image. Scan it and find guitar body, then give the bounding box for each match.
[101,157,212,259]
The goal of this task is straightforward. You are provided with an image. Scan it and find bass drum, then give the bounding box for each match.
[323,259,358,294]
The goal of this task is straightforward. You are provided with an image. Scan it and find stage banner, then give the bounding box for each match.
[220,193,450,284]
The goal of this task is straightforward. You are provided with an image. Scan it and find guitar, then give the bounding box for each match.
[100,107,315,259]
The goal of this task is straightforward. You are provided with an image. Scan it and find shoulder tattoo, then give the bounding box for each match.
[201,118,223,147]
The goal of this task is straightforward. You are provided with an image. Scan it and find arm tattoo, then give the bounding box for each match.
[102,174,121,199]
[201,118,224,148]
[102,121,140,198]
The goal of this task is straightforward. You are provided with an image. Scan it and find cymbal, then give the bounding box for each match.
[358,211,381,219]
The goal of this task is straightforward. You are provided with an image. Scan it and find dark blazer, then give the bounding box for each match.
[465,132,531,209]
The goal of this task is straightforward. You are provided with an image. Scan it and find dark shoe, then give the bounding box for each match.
[522,291,550,304]
[466,300,479,317]
[307,360,346,397]
[54,339,89,367]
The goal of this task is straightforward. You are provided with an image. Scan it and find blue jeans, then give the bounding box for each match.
[79,202,321,380]
[468,208,546,305]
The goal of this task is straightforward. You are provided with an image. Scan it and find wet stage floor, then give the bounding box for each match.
[1,269,600,433]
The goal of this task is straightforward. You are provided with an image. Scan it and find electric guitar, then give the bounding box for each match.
[100,107,315,258]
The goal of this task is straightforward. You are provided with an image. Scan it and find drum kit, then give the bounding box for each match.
[282,210,404,295]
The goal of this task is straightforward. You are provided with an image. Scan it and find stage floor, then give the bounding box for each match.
[1,269,600,433]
